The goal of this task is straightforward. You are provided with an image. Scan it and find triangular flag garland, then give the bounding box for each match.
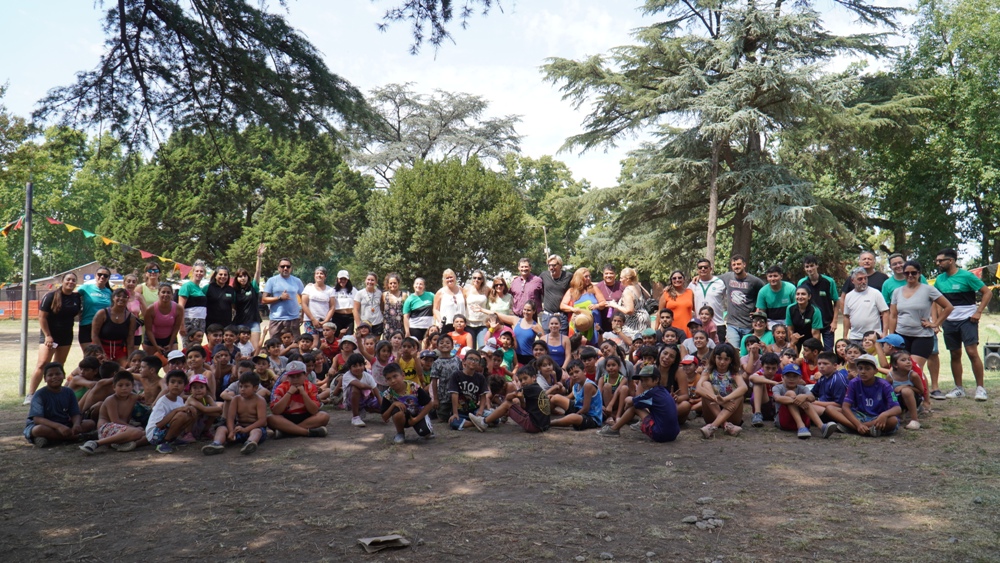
[139,250,155,259]
[46,217,62,225]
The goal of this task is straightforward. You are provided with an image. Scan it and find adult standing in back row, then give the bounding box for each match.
[594,264,624,334]
[541,255,572,335]
[719,254,764,350]
[841,267,888,345]
[262,257,304,337]
[934,248,993,402]
[689,259,727,343]
[178,261,208,347]
[510,258,543,319]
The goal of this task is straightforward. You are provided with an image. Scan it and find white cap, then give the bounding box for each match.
[167,350,186,361]
[337,270,349,280]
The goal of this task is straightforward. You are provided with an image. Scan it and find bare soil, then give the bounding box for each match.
[1,394,999,562]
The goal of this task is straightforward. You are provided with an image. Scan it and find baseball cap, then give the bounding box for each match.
[322,321,337,330]
[253,353,269,363]
[876,334,905,348]
[679,354,699,366]
[337,270,349,279]
[481,344,497,354]
[187,374,209,391]
[284,360,307,375]
[782,363,802,376]
[166,350,186,362]
[750,311,768,321]
[687,318,704,326]
[340,335,357,347]
[419,350,438,360]
[855,354,879,368]
[632,365,660,380]
[641,328,656,337]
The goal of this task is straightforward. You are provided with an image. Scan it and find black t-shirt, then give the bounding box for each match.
[205,284,235,327]
[842,271,888,294]
[541,270,572,313]
[232,283,262,325]
[520,383,551,431]
[39,290,82,336]
[448,371,487,415]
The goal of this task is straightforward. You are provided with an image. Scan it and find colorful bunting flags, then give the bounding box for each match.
[140,250,155,259]
[82,230,96,238]
[46,217,62,225]
[176,264,193,279]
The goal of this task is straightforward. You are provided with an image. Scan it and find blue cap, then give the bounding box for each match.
[877,334,905,348]
[782,363,802,376]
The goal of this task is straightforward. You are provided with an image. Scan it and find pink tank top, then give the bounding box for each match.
[151,301,178,340]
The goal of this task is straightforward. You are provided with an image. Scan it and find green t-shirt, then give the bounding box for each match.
[785,303,823,336]
[740,330,774,356]
[881,274,927,305]
[934,269,985,320]
[756,281,797,321]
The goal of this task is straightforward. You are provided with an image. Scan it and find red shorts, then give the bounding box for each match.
[777,404,811,431]
[508,404,541,433]
[101,340,128,361]
[640,416,656,438]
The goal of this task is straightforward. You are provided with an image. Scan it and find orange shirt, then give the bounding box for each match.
[661,289,695,337]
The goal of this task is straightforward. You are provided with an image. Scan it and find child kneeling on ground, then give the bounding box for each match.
[597,365,679,442]
[771,364,837,439]
[203,371,268,455]
[469,365,552,434]
[381,363,435,443]
[267,361,330,438]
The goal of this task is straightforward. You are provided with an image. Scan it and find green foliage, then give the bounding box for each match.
[94,127,373,273]
[356,158,528,287]
[34,0,375,151]
[501,154,588,263]
[378,0,499,54]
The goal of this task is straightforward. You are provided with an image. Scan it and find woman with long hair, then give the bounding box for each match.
[123,273,147,348]
[487,275,513,317]
[144,282,184,357]
[331,270,357,335]
[659,269,696,337]
[353,271,385,337]
[559,267,606,345]
[140,261,162,306]
[495,301,544,365]
[205,265,235,329]
[25,273,81,404]
[178,260,208,347]
[232,243,266,352]
[403,277,434,342]
[887,260,954,372]
[302,266,336,345]
[786,286,823,351]
[382,272,408,338]
[464,269,490,348]
[433,269,467,334]
[92,288,138,366]
[611,267,650,337]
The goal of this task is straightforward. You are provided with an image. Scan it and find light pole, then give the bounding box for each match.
[530,224,549,261]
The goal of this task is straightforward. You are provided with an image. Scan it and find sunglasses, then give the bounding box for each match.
[697,265,710,270]
[147,269,160,274]
[96,273,110,278]
[279,264,291,269]
[904,271,920,277]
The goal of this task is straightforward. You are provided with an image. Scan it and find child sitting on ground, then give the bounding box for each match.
[381,363,435,443]
[697,343,747,439]
[203,371,268,455]
[80,371,146,454]
[236,325,255,358]
[69,356,101,404]
[145,370,197,454]
[600,355,627,422]
[828,354,902,437]
[365,340,394,391]
[25,362,96,448]
[447,349,489,431]
[771,364,837,439]
[549,360,604,431]
[267,362,330,438]
[186,373,223,440]
[749,352,783,427]
[448,314,472,353]
[806,351,850,421]
[416,349,437,389]
[343,353,381,427]
[469,365,551,434]
[79,360,121,418]
[597,365,680,442]
[886,350,924,430]
[126,350,145,375]
[262,337,288,375]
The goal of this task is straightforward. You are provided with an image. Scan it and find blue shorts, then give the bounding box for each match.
[233,427,267,444]
[23,423,36,441]
[450,414,469,430]
[247,322,262,334]
[148,425,169,445]
[850,409,899,435]
[942,318,979,350]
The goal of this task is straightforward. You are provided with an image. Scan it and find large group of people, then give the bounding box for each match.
[23,246,993,455]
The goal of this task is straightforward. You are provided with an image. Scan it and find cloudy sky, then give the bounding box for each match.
[0,1,910,188]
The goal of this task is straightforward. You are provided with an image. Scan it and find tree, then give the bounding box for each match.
[501,154,588,263]
[94,126,373,272]
[350,83,521,186]
[356,157,528,286]
[378,0,499,54]
[34,0,376,151]
[543,0,902,268]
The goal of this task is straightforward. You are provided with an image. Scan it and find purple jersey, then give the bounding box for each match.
[843,377,899,418]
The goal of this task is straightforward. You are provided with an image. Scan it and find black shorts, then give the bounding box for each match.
[942,318,979,350]
[900,334,935,358]
[133,334,142,347]
[281,412,310,425]
[409,327,428,342]
[40,327,74,347]
[78,324,93,344]
[144,335,176,347]
[406,414,431,436]
[573,415,601,431]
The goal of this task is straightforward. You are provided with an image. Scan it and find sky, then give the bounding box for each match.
[0,0,912,189]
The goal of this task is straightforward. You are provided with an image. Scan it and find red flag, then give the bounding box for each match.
[46,217,63,225]
[176,264,192,279]
[140,250,156,259]
[972,267,983,279]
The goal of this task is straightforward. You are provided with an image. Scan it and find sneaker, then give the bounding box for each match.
[240,441,257,455]
[392,433,405,445]
[22,393,33,406]
[308,426,328,438]
[174,432,196,445]
[868,426,882,438]
[424,432,435,440]
[797,427,811,440]
[597,425,620,437]
[80,440,98,455]
[945,387,967,399]
[751,412,764,427]
[202,442,225,455]
[351,416,366,427]
[821,422,837,439]
[630,422,640,431]
[724,422,742,437]
[273,430,286,440]
[700,424,716,439]
[905,420,921,430]
[111,441,136,452]
[468,414,487,432]
[929,389,947,401]
[156,442,175,454]
[835,422,849,434]
[975,386,988,401]
[32,436,49,448]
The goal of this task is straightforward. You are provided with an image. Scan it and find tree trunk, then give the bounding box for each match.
[732,203,752,261]
[705,141,722,262]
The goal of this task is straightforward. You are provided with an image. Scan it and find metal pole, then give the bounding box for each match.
[19,181,32,397]
[542,225,550,259]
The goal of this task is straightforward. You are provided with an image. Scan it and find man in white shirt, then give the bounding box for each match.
[688,258,727,342]
[841,268,889,344]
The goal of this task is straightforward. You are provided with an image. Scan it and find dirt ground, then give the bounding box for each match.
[1,389,999,563]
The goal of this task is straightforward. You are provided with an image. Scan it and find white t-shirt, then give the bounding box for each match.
[354,288,384,325]
[333,287,357,311]
[145,394,186,442]
[689,276,726,325]
[342,370,378,406]
[302,283,336,322]
[843,287,889,340]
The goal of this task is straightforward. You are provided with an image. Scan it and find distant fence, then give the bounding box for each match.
[0,300,40,320]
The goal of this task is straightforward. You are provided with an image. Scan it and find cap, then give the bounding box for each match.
[679,354,699,366]
[358,320,373,330]
[877,334,905,348]
[166,350,186,362]
[481,344,497,354]
[750,311,768,321]
[322,321,337,330]
[601,332,617,341]
[687,318,704,326]
[284,360,306,375]
[419,350,438,359]
[187,374,209,390]
[253,353,270,363]
[781,363,802,376]
[337,270,349,280]
[641,328,656,337]
[632,365,660,380]
[855,354,879,368]
[340,335,357,347]
[485,337,498,348]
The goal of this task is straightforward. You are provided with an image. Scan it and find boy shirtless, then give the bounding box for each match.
[203,371,268,455]
[80,371,146,454]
